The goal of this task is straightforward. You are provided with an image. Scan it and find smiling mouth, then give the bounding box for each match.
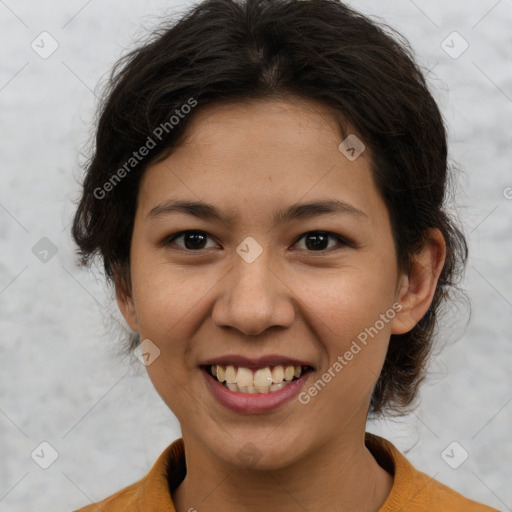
[204,364,314,393]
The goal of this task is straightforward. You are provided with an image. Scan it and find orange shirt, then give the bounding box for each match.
[73,433,499,511]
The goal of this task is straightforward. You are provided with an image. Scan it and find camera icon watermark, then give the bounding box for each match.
[441,31,469,59]
[31,441,59,469]
[31,31,59,59]
[134,338,161,366]
[338,134,365,161]
[503,186,512,200]
[236,236,263,263]
[441,441,469,469]
[32,237,58,263]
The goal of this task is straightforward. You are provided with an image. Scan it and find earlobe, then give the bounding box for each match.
[391,229,446,335]
[114,270,139,333]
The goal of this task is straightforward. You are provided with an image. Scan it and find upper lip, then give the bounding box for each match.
[199,355,314,370]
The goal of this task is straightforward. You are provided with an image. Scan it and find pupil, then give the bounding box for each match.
[306,232,328,250]
[185,232,206,249]
[184,232,329,251]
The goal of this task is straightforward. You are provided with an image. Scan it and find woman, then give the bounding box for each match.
[71,0,498,510]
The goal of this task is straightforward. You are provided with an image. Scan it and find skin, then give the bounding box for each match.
[116,96,446,512]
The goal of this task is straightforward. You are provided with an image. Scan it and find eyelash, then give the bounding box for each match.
[162,230,353,254]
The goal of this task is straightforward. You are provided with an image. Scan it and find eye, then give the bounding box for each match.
[162,230,352,253]
[164,230,218,251]
[293,231,349,252]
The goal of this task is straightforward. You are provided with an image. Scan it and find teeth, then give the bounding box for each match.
[271,365,284,383]
[236,367,253,387]
[253,368,273,387]
[225,365,237,383]
[284,366,295,381]
[216,365,225,382]
[209,364,308,393]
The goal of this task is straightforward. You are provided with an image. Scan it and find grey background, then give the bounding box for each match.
[0,0,511,510]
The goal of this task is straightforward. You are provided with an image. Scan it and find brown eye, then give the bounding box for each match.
[294,231,348,252]
[166,231,217,251]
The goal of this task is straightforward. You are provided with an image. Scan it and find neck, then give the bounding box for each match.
[172,429,393,512]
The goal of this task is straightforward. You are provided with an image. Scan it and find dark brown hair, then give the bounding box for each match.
[72,0,468,416]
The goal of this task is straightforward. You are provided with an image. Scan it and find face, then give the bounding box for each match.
[118,96,426,470]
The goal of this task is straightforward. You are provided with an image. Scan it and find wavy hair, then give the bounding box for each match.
[72,0,468,416]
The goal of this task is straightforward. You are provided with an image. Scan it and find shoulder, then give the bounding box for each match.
[72,481,142,511]
[72,438,185,511]
[402,466,500,511]
[365,433,500,512]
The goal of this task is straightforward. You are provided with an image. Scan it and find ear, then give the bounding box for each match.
[113,265,139,333]
[391,228,446,335]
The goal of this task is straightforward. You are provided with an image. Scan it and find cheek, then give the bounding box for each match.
[302,259,397,336]
[297,276,395,420]
[299,257,397,388]
[130,248,197,332]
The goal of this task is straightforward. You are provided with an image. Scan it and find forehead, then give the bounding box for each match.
[136,96,385,229]
[177,96,350,157]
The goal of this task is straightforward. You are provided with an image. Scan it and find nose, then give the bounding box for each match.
[211,250,295,337]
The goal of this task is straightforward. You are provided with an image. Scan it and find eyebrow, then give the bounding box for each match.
[147,198,368,225]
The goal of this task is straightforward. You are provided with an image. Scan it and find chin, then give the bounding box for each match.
[209,429,313,471]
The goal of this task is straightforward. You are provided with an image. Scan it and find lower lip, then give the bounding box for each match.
[201,368,312,414]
